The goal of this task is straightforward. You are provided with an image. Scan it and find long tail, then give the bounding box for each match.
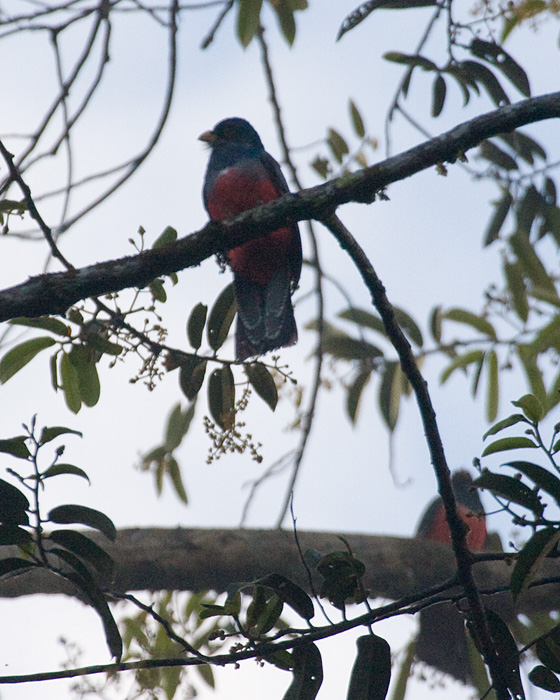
[234,267,297,361]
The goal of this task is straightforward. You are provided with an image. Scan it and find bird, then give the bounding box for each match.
[415,470,487,683]
[200,118,302,361]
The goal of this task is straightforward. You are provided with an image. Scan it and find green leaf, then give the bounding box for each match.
[166,455,188,505]
[60,351,82,414]
[0,557,36,578]
[0,478,30,525]
[529,665,560,692]
[346,634,391,700]
[42,463,91,483]
[0,336,56,384]
[481,436,537,456]
[322,332,383,361]
[48,505,117,541]
[443,308,497,339]
[179,356,207,401]
[486,350,499,422]
[346,369,371,424]
[207,283,237,352]
[69,346,100,408]
[440,349,485,384]
[48,530,114,578]
[379,361,402,432]
[274,2,296,45]
[485,190,513,246]
[10,316,69,336]
[39,426,83,445]
[208,366,236,431]
[339,307,385,335]
[474,471,542,513]
[483,413,527,439]
[256,573,314,620]
[327,129,349,164]
[0,525,33,545]
[152,226,177,249]
[483,608,524,700]
[383,52,437,72]
[349,100,365,138]
[429,305,442,342]
[237,0,263,47]
[431,74,446,117]
[197,664,215,689]
[246,363,278,411]
[530,316,560,355]
[504,260,529,322]
[0,436,30,459]
[517,346,547,410]
[283,643,323,700]
[337,0,436,40]
[187,303,208,351]
[149,278,167,303]
[503,461,560,508]
[164,401,196,451]
[511,528,560,601]
[254,593,284,635]
[510,230,558,298]
[512,393,544,422]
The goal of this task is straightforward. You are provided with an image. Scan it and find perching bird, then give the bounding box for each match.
[200,118,302,361]
[415,470,487,683]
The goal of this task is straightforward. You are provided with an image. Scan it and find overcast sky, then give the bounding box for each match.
[0,1,559,699]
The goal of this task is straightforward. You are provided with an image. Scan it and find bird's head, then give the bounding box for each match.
[199,118,264,150]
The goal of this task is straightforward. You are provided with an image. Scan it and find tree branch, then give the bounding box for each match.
[1,92,559,323]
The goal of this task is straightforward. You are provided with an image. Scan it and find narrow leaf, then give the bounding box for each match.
[48,505,117,541]
[187,303,208,350]
[0,336,56,384]
[474,471,542,513]
[511,527,560,600]
[48,530,114,578]
[246,363,278,411]
[346,634,391,700]
[207,283,237,351]
[60,352,82,414]
[443,308,497,339]
[39,426,83,445]
[481,436,537,456]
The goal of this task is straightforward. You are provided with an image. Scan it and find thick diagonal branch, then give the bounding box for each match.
[1,92,559,323]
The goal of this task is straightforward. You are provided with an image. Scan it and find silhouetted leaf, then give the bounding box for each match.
[460,60,510,106]
[483,413,527,439]
[484,608,524,700]
[513,527,560,602]
[246,363,278,411]
[327,129,349,164]
[470,39,530,96]
[283,643,323,700]
[0,557,36,578]
[164,401,196,451]
[479,140,518,171]
[257,573,315,620]
[39,426,83,445]
[48,530,114,578]
[529,665,560,692]
[48,505,117,541]
[208,366,235,430]
[187,303,208,350]
[431,74,446,117]
[526,462,560,506]
[166,455,188,505]
[337,0,437,41]
[0,479,29,525]
[349,100,366,138]
[536,626,560,674]
[379,361,402,432]
[347,634,391,700]
[0,436,30,459]
[207,283,237,351]
[346,369,372,424]
[42,463,91,483]
[0,336,56,384]
[474,472,542,513]
[10,316,69,336]
[0,525,32,545]
[179,356,207,401]
[504,260,529,322]
[383,52,437,71]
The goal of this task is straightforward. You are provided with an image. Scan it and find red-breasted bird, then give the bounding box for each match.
[200,118,302,361]
[415,470,487,683]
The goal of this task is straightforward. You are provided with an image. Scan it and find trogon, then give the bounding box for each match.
[200,118,302,361]
[415,470,487,683]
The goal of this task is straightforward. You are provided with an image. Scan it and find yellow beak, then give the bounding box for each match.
[198,129,216,144]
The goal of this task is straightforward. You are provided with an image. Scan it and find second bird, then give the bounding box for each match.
[200,118,302,361]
